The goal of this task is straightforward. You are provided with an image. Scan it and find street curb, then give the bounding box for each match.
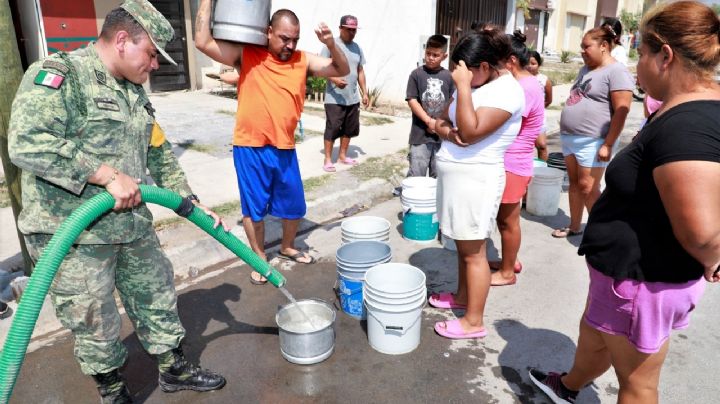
[162,177,394,279]
[0,177,396,350]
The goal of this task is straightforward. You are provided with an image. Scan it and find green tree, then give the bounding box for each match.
[0,0,33,273]
[619,9,641,34]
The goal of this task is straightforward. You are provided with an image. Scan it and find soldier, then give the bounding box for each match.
[8,1,228,402]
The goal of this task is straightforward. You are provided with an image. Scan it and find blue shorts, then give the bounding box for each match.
[233,146,306,222]
[561,134,612,168]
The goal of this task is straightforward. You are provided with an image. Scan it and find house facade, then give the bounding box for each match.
[8,0,657,103]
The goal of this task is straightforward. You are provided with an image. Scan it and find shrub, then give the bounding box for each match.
[628,48,638,61]
[307,76,327,93]
[560,50,573,63]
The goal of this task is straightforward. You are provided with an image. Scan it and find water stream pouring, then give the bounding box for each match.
[0,185,288,402]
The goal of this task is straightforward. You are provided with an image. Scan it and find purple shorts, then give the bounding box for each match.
[584,264,705,354]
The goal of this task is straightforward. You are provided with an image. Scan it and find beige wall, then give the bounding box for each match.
[93,0,123,35]
[618,0,643,14]
[545,0,598,54]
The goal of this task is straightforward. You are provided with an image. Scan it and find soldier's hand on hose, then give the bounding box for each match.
[191,201,231,232]
[89,164,142,211]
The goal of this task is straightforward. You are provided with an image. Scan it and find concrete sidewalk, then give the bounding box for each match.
[0,90,412,267]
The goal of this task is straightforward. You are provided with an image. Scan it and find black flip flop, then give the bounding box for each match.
[278,251,316,264]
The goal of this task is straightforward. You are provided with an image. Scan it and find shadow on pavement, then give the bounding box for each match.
[520,207,570,231]
[318,144,367,161]
[520,208,583,247]
[121,281,278,402]
[494,318,602,404]
[408,247,457,295]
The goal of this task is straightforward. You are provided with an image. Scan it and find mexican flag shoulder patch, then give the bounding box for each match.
[34,70,65,89]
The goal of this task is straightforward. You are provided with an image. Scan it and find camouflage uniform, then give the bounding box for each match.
[8,2,191,375]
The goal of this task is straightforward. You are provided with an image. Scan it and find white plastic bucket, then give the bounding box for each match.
[364,264,427,298]
[526,167,564,216]
[364,286,427,308]
[362,263,427,354]
[402,176,437,191]
[341,217,391,244]
[341,235,389,245]
[365,298,425,355]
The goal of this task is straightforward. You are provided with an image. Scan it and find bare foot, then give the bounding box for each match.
[490,271,517,286]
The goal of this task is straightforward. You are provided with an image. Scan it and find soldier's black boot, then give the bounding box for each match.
[156,347,226,393]
[91,369,133,404]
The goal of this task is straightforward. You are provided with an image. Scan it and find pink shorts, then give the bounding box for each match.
[501,171,532,204]
[584,264,705,353]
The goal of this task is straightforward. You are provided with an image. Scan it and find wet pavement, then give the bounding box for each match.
[9,194,720,403]
[4,90,719,403]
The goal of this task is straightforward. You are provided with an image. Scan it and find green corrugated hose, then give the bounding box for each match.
[0,185,286,402]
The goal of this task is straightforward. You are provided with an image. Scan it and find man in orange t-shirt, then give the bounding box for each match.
[195,2,349,284]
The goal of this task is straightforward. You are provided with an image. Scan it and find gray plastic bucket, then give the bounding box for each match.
[335,241,392,319]
[212,0,270,46]
[335,241,392,267]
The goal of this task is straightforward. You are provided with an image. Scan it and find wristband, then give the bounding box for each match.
[174,197,195,218]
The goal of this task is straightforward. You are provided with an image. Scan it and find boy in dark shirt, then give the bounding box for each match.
[405,35,454,178]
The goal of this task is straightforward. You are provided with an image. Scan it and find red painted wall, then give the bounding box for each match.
[40,0,98,54]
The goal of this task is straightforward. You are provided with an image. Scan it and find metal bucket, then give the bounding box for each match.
[212,0,271,46]
[276,299,335,365]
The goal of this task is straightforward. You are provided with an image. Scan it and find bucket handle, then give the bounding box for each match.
[365,303,424,336]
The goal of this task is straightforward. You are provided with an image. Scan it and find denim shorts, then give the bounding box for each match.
[584,264,705,354]
[561,134,611,168]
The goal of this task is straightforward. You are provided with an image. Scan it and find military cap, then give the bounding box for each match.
[120,0,177,65]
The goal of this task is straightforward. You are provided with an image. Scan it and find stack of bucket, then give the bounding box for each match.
[526,166,565,216]
[400,177,438,242]
[336,240,392,319]
[340,216,391,244]
[363,263,427,354]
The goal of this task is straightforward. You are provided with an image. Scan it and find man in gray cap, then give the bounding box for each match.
[9,1,227,401]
